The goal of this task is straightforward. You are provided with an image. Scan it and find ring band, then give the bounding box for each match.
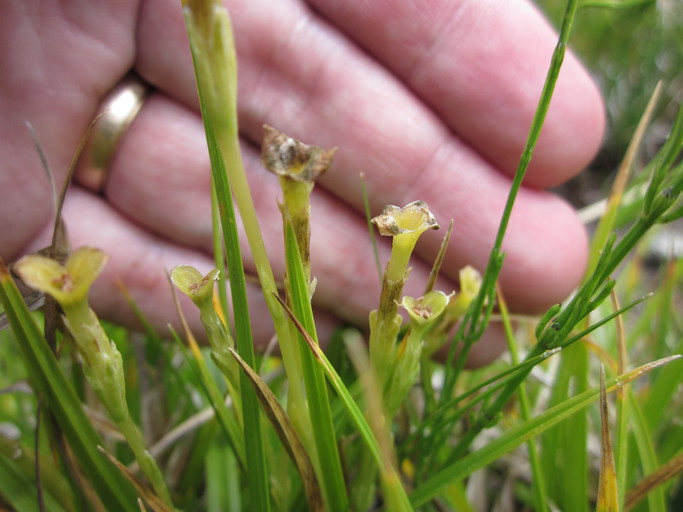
[77,75,148,193]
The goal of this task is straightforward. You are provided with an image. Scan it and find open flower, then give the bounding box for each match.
[401,290,451,328]
[13,247,107,308]
[372,201,439,283]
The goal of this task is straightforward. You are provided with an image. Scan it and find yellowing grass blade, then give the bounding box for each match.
[596,366,619,512]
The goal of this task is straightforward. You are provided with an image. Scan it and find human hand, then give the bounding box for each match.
[0,0,604,365]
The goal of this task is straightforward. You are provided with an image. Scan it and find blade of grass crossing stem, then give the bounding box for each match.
[409,356,680,507]
[586,82,663,278]
[283,222,349,511]
[345,331,412,512]
[229,347,325,512]
[440,0,580,403]
[497,287,548,512]
[274,293,411,507]
[0,261,136,509]
[192,102,269,509]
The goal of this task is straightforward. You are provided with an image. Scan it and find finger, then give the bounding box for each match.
[25,188,343,348]
[135,0,588,312]
[103,92,439,326]
[0,0,138,260]
[306,0,606,187]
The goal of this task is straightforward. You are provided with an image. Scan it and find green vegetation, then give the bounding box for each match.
[1,0,681,510]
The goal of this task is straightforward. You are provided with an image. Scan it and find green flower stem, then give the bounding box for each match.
[61,302,173,506]
[384,291,449,416]
[281,178,314,280]
[369,202,439,391]
[183,0,306,426]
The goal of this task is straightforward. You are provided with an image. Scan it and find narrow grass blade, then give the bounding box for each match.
[229,347,324,512]
[612,291,630,510]
[0,260,136,509]
[586,82,662,277]
[359,172,382,284]
[273,294,383,475]
[625,451,683,511]
[498,286,548,512]
[283,222,349,511]
[410,356,680,507]
[424,220,453,294]
[626,389,666,511]
[0,453,67,512]
[97,447,174,512]
[596,367,619,512]
[167,283,246,467]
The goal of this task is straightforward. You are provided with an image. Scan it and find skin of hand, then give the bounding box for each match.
[0,0,604,366]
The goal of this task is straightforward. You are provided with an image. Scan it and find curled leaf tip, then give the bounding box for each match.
[261,125,336,182]
[371,201,439,237]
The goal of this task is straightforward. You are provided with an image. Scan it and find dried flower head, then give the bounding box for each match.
[261,125,336,182]
[13,247,107,307]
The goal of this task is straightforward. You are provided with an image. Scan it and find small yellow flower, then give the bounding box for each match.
[13,247,107,307]
[447,265,483,319]
[170,265,220,309]
[372,201,439,283]
[401,290,451,327]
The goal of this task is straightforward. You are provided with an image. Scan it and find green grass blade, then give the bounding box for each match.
[586,82,663,278]
[0,261,136,510]
[410,356,680,507]
[440,0,580,404]
[498,289,548,512]
[183,5,271,505]
[230,347,324,512]
[169,326,246,468]
[542,343,590,512]
[0,453,67,512]
[283,222,349,512]
[274,293,412,509]
[626,389,666,511]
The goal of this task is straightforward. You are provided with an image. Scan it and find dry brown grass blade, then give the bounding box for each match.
[228,347,325,512]
[625,451,683,511]
[424,219,453,294]
[597,366,619,512]
[97,446,174,512]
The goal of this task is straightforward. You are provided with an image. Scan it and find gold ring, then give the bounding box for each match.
[76,75,148,193]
